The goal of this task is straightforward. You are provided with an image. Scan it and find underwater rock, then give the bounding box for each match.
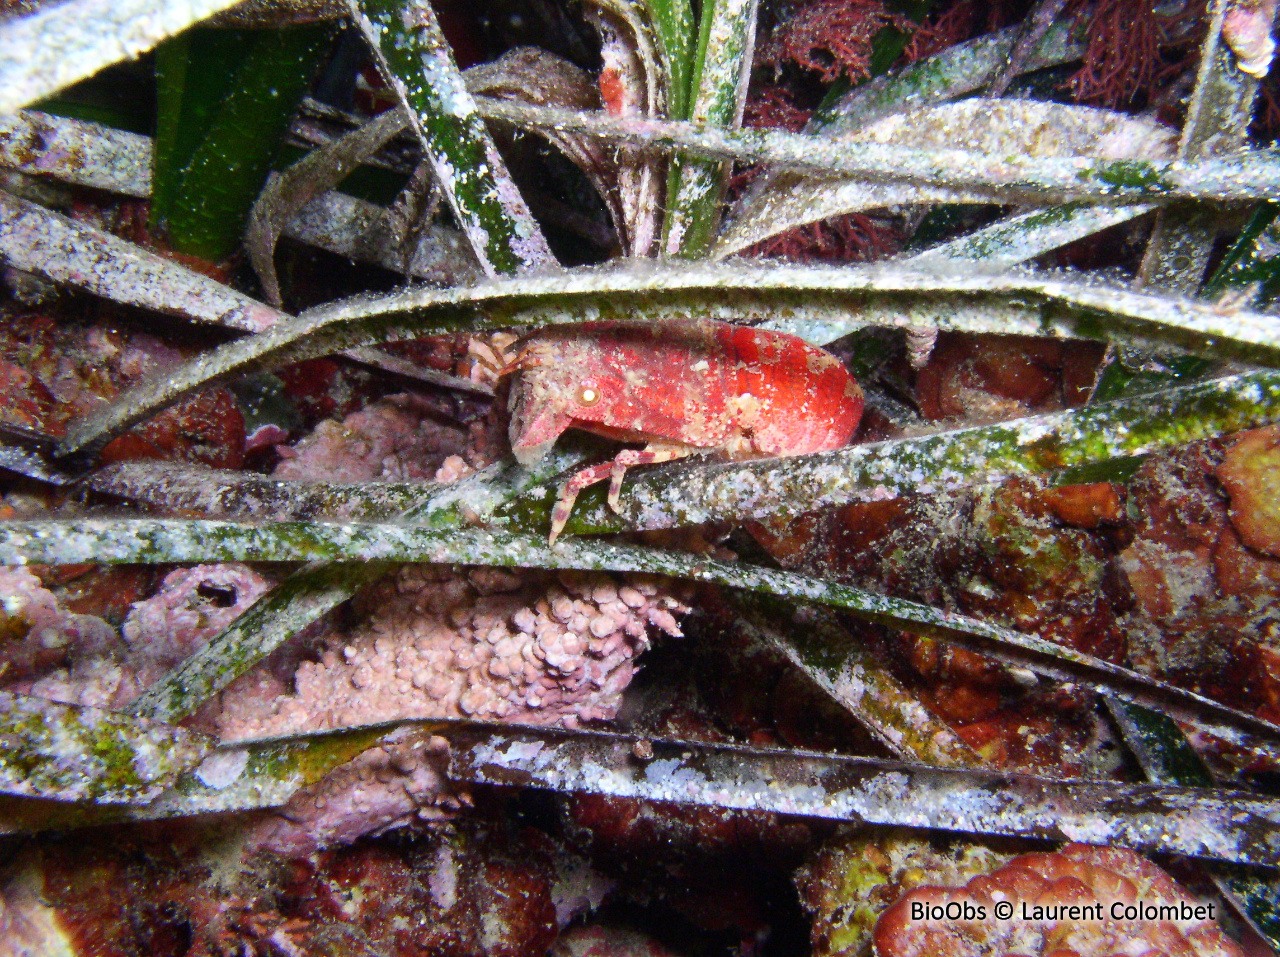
[872,842,1245,957]
[1216,425,1280,559]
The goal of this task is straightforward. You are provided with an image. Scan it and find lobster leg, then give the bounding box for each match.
[607,443,688,511]
[549,460,616,545]
[548,443,691,544]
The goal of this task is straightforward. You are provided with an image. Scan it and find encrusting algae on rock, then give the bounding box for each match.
[216,565,691,739]
[873,843,1245,957]
[211,564,689,852]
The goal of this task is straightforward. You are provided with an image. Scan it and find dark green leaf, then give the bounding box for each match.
[1204,203,1280,304]
[152,25,334,260]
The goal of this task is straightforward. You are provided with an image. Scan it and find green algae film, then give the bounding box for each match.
[0,692,212,803]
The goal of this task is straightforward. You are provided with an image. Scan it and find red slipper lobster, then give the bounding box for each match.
[504,319,864,543]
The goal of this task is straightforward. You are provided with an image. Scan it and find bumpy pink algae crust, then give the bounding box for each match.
[214,563,687,854]
[7,371,691,855]
[217,565,689,740]
[242,730,468,856]
[272,393,469,483]
[250,394,687,845]
[11,564,270,711]
[120,564,274,680]
[0,567,117,682]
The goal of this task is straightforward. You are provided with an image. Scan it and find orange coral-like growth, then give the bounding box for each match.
[902,0,981,63]
[873,843,1245,957]
[1066,0,1197,108]
[744,214,901,263]
[1216,425,1280,559]
[759,0,912,83]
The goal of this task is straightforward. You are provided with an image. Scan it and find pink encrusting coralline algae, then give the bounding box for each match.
[272,393,470,483]
[16,564,272,710]
[0,567,118,684]
[216,564,690,740]
[5,387,692,854]
[215,564,689,855]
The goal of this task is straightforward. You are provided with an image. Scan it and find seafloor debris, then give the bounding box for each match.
[872,842,1245,957]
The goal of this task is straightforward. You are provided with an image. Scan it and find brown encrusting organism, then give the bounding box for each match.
[745,327,1279,775]
[0,818,568,957]
[873,842,1245,957]
[1120,439,1280,738]
[1216,424,1280,558]
[752,475,1130,774]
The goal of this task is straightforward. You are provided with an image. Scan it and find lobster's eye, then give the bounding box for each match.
[577,383,602,406]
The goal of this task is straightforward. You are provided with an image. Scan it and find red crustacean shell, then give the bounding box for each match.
[716,320,863,456]
[507,319,863,466]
